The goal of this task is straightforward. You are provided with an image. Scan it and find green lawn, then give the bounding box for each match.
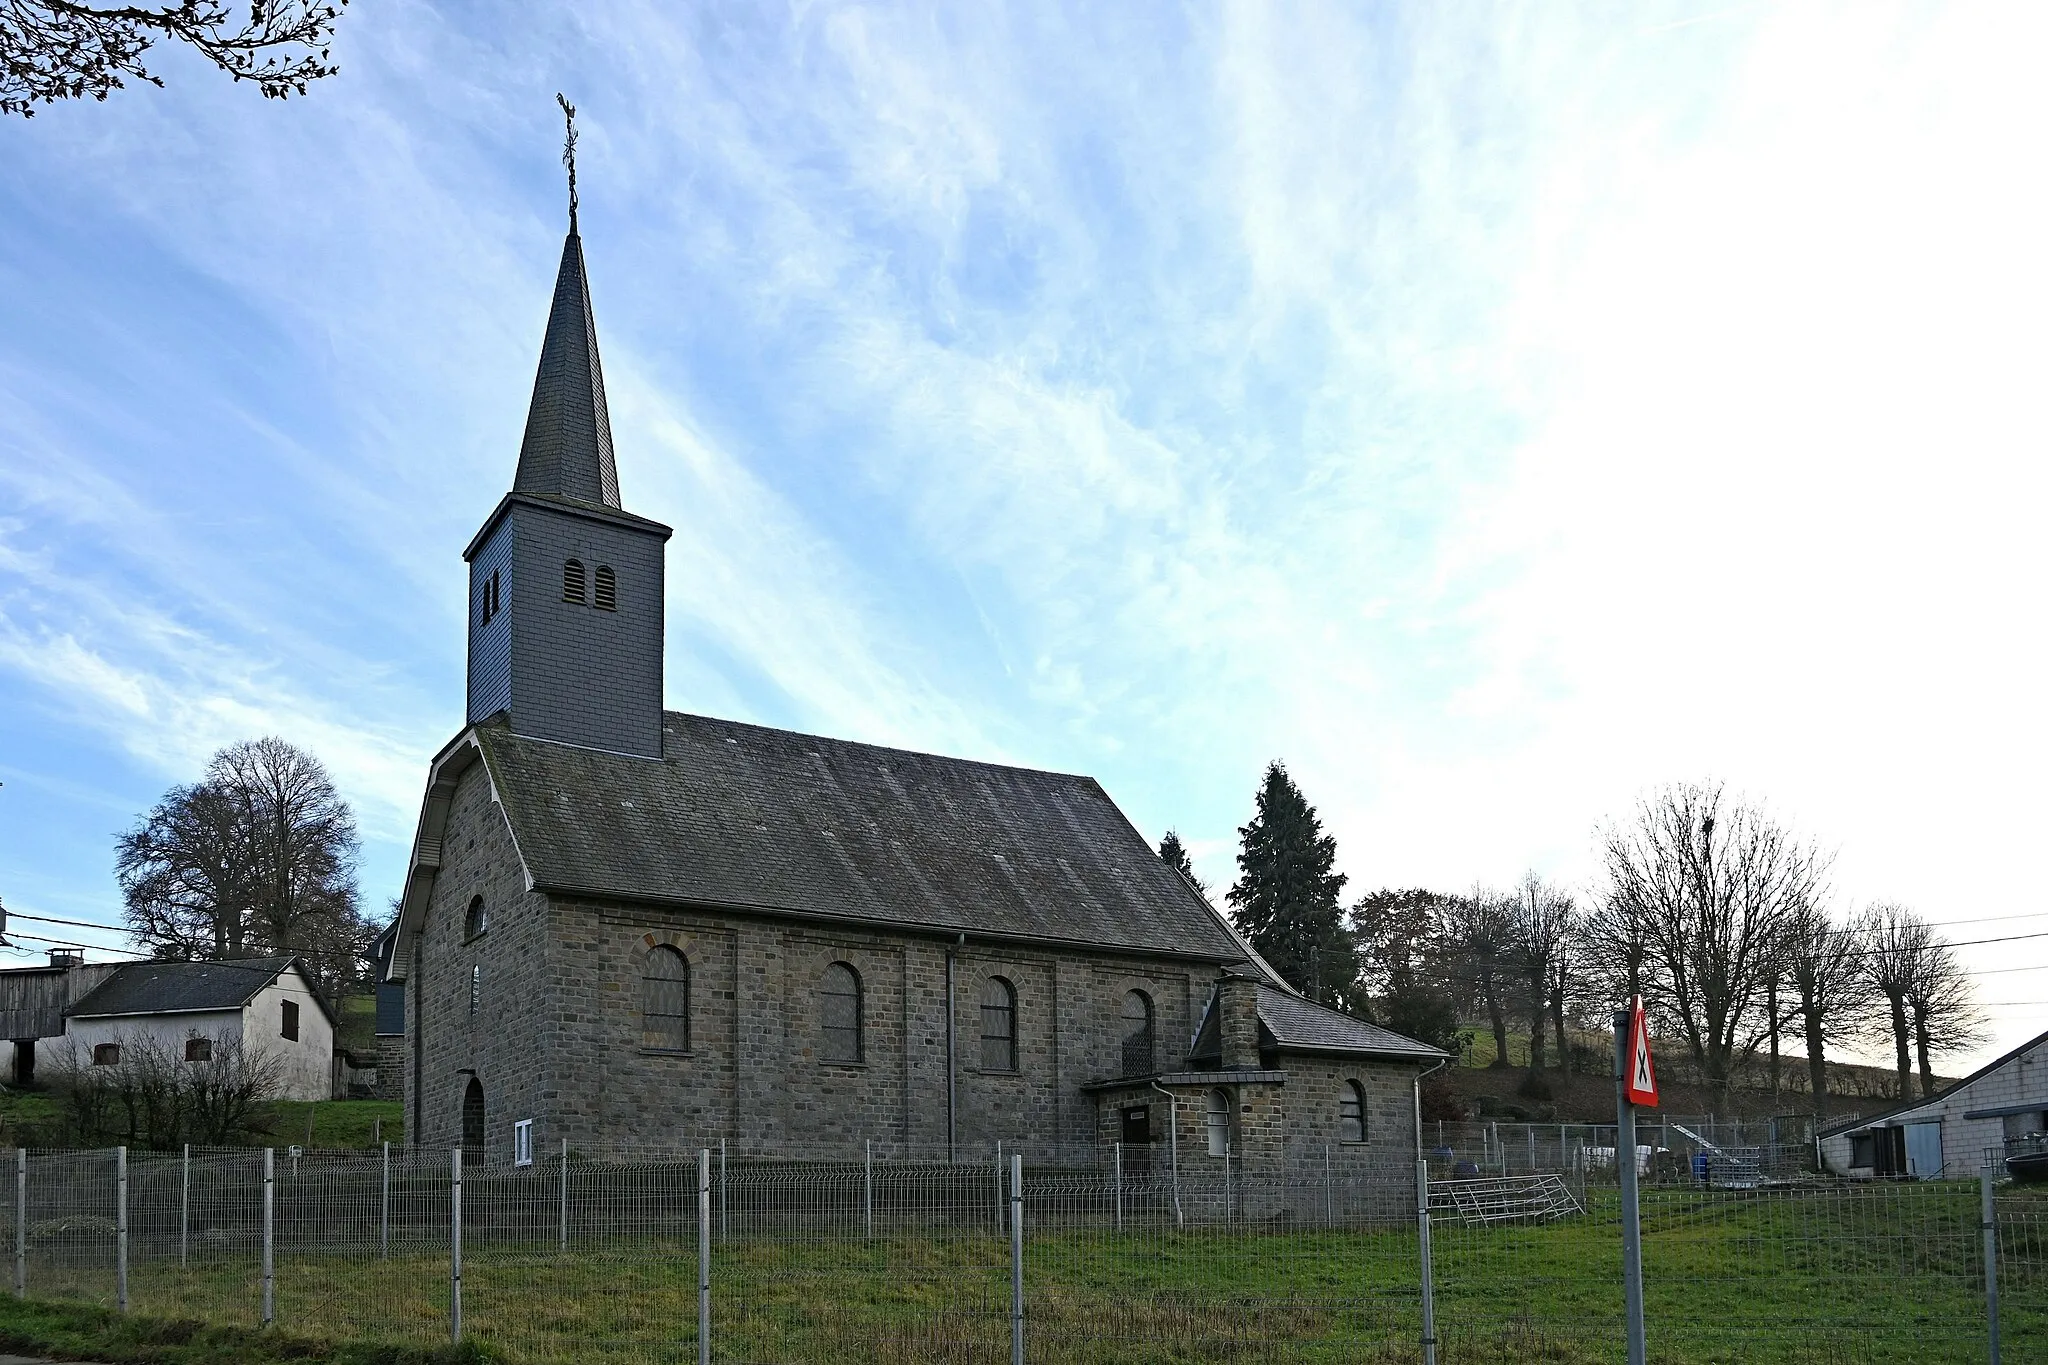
[259,1098,403,1149]
[4,1184,2039,1364]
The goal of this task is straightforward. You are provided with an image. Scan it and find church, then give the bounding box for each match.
[385,196,1442,1176]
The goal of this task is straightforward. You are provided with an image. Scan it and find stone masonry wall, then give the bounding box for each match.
[403,753,554,1158]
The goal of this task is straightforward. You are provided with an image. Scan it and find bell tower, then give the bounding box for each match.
[463,100,671,758]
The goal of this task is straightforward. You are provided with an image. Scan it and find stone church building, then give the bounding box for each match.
[386,213,1443,1176]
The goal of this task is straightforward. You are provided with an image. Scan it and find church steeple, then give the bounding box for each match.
[461,99,671,760]
[512,95,619,509]
[511,230,620,507]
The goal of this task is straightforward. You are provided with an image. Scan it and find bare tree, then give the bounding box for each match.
[3,0,346,117]
[1511,872,1575,1086]
[117,736,367,995]
[1445,887,1516,1067]
[1860,903,1929,1101]
[1857,905,1987,1099]
[1599,781,1826,1110]
[1781,897,1866,1120]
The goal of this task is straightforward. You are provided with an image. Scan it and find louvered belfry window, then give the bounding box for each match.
[594,564,618,611]
[563,559,587,603]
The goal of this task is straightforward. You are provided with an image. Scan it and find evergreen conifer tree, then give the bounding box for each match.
[1227,762,1350,1000]
[1157,829,1207,896]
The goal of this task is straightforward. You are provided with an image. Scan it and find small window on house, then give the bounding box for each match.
[92,1043,120,1067]
[513,1118,534,1167]
[820,962,863,1063]
[1339,1080,1367,1143]
[563,559,587,603]
[1120,990,1155,1076]
[469,966,481,1017]
[1206,1087,1234,1157]
[1849,1133,1877,1169]
[2004,1111,2046,1140]
[185,1038,213,1064]
[281,1000,300,1041]
[593,564,617,611]
[980,976,1017,1072]
[465,896,488,940]
[641,946,689,1051]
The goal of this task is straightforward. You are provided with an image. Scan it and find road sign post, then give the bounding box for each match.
[1615,996,1658,1365]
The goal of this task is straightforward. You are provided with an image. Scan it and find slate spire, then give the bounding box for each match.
[513,97,620,509]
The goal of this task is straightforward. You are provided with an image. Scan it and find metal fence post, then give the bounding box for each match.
[995,1140,1004,1235]
[1615,1011,1646,1365]
[114,1145,128,1314]
[864,1139,874,1240]
[559,1138,569,1253]
[1417,1157,1437,1365]
[697,1148,711,1365]
[1982,1168,2002,1365]
[380,1141,390,1260]
[1325,1144,1334,1228]
[180,1143,190,1267]
[1009,1152,1024,1365]
[719,1137,728,1244]
[261,1148,275,1327]
[1113,1141,1123,1233]
[449,1148,462,1343]
[12,1148,23,1300]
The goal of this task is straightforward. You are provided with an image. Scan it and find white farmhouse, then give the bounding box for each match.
[62,957,336,1102]
[1818,1028,2048,1180]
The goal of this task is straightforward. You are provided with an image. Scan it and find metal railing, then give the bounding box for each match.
[0,1140,2034,1362]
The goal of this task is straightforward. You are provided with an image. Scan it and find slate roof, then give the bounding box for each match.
[475,711,1256,961]
[1254,983,1445,1059]
[66,956,333,1025]
[513,229,620,509]
[1188,979,1447,1063]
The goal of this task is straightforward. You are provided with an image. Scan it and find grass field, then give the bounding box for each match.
[6,1183,2040,1364]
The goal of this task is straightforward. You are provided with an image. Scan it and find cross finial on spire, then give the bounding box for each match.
[557,92,580,233]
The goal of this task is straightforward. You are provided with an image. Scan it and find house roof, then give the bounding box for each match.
[1188,978,1446,1063]
[1819,1025,2048,1137]
[1254,983,1446,1059]
[467,712,1259,961]
[66,956,334,1026]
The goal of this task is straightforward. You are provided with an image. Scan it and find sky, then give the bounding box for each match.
[2,1,2044,1073]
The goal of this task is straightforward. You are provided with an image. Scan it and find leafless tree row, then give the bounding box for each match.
[1346,781,1985,1117]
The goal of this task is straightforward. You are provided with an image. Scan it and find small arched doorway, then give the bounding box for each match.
[461,1077,485,1153]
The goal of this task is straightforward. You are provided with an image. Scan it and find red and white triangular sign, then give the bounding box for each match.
[1624,996,1659,1107]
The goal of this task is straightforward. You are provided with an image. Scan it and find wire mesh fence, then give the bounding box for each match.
[0,1140,2038,1362]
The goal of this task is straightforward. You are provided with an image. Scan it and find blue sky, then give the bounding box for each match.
[2,1,2043,1069]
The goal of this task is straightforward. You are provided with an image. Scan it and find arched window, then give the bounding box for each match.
[641,946,689,1051]
[563,559,587,603]
[1206,1087,1234,1157]
[469,965,481,1016]
[820,962,862,1063]
[1340,1080,1367,1143]
[1120,990,1154,1076]
[462,1077,485,1151]
[980,976,1017,1072]
[594,564,618,611]
[479,569,502,626]
[465,896,487,940]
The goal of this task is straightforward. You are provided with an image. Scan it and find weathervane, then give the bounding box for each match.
[557,92,580,232]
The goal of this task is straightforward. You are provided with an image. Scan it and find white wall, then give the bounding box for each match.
[1821,1033,2048,1178]
[61,964,336,1102]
